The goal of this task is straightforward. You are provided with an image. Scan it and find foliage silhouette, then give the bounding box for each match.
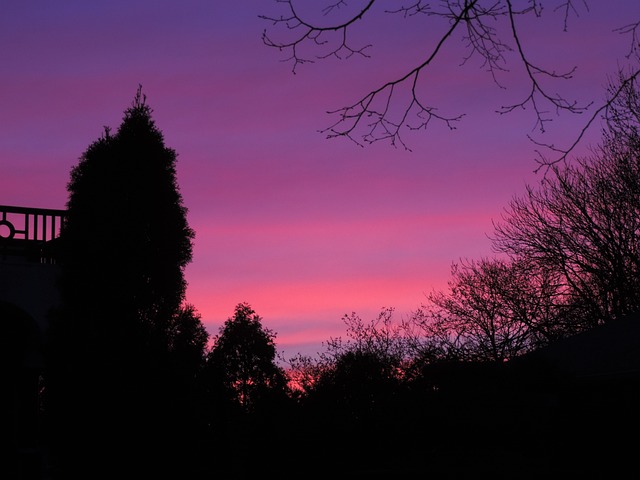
[31,72,640,479]
[201,302,292,478]
[281,310,419,475]
[271,74,640,476]
[204,302,289,414]
[388,73,640,369]
[45,87,202,479]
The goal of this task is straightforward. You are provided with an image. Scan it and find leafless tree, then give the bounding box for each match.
[492,82,640,325]
[604,65,640,145]
[261,1,640,163]
[408,257,569,363]
[534,63,640,171]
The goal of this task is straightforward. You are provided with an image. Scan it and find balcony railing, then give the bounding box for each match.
[0,205,67,263]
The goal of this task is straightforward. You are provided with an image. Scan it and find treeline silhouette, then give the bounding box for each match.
[34,77,640,480]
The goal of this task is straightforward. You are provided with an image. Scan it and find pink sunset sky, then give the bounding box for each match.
[2,1,638,360]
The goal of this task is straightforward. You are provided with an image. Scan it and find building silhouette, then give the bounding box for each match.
[1,204,65,479]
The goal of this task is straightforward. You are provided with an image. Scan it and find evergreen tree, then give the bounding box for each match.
[203,302,290,476]
[205,302,288,413]
[46,87,196,479]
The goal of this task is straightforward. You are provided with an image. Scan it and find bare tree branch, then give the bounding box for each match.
[554,0,588,32]
[498,0,591,135]
[532,65,640,173]
[260,0,375,73]
[614,20,640,58]
[261,0,638,155]
[321,1,480,150]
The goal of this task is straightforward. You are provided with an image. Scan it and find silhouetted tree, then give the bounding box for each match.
[603,67,640,147]
[286,309,413,474]
[205,302,288,413]
[311,310,406,407]
[46,87,196,479]
[260,1,640,162]
[155,303,210,477]
[287,308,408,397]
[202,302,290,477]
[492,74,640,327]
[408,257,574,364]
[167,303,209,373]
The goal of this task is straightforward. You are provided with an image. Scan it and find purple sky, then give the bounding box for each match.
[2,1,638,360]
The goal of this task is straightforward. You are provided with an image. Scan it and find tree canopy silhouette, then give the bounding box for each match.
[491,75,640,327]
[396,73,640,369]
[410,257,564,363]
[205,302,288,413]
[46,86,198,479]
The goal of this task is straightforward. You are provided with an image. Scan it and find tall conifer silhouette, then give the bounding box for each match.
[46,86,195,479]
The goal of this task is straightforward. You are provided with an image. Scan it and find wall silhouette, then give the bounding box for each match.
[0,204,65,479]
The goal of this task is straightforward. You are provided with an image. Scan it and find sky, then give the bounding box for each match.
[2,1,638,361]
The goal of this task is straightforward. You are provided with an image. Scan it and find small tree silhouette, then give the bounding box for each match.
[205,302,288,413]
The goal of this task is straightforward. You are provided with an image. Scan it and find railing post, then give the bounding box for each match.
[0,205,67,262]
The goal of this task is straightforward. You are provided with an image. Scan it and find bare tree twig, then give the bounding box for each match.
[554,0,588,32]
[615,20,640,58]
[260,0,375,73]
[321,1,480,149]
[498,0,590,135]
[261,0,638,156]
[532,66,640,173]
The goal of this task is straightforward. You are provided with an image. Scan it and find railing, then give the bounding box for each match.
[0,205,67,263]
